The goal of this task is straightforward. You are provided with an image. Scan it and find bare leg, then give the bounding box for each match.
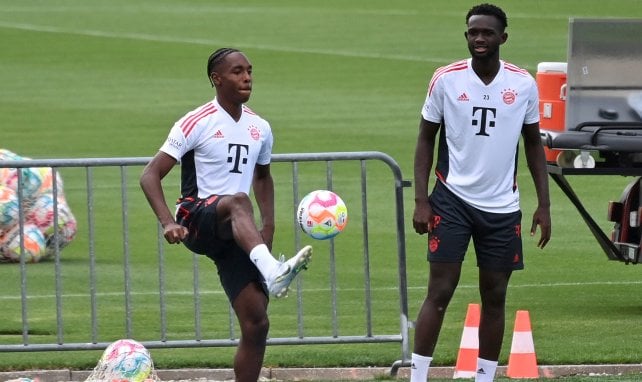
[413,262,462,356]
[215,193,311,298]
[216,193,264,253]
[478,269,511,360]
[231,282,270,382]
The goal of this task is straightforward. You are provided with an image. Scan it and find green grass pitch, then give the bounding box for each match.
[1,0,642,372]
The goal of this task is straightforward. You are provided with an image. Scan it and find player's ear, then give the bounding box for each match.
[500,32,508,44]
[210,72,221,87]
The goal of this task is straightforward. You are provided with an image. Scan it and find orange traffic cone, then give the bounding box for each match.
[506,310,539,378]
[453,303,480,378]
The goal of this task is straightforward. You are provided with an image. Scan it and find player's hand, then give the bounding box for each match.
[163,222,188,244]
[530,206,551,249]
[413,202,434,235]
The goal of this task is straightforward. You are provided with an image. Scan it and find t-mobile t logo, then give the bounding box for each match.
[472,106,496,136]
[227,143,249,173]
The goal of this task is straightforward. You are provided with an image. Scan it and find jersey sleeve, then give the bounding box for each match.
[256,124,273,165]
[524,77,540,125]
[421,73,445,123]
[159,121,189,161]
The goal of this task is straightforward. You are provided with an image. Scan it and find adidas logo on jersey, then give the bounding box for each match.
[457,92,470,101]
[213,130,224,139]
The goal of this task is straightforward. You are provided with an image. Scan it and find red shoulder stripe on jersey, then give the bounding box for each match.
[181,103,218,138]
[431,60,468,82]
[428,60,468,95]
[503,62,530,76]
[242,105,257,115]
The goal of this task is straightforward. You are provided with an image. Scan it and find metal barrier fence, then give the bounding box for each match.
[0,152,412,372]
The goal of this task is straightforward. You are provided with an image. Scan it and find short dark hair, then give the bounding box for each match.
[466,3,507,31]
[206,48,240,80]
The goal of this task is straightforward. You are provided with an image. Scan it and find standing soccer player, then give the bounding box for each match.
[140,48,312,382]
[410,4,551,382]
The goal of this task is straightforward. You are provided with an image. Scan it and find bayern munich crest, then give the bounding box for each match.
[501,88,517,105]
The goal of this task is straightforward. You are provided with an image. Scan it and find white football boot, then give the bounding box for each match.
[266,245,313,298]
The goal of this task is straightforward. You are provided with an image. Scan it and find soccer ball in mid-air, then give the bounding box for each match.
[297,190,348,240]
[98,339,153,382]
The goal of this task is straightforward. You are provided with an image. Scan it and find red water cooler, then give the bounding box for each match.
[536,62,567,163]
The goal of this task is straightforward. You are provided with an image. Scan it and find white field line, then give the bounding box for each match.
[1,5,420,16]
[0,4,579,19]
[1,280,641,300]
[0,21,450,64]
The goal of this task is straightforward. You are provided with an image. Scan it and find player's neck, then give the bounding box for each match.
[471,57,500,85]
[217,98,243,122]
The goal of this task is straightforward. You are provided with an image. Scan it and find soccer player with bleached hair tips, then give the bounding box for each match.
[140,47,312,382]
[410,4,551,381]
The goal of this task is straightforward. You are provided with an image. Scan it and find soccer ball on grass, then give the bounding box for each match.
[96,339,153,382]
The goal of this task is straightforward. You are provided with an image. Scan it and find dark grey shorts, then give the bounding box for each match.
[427,182,524,272]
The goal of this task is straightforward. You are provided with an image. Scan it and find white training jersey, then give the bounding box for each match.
[421,58,539,213]
[160,97,273,199]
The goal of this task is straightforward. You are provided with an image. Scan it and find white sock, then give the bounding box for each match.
[410,353,432,382]
[249,244,279,278]
[475,358,498,382]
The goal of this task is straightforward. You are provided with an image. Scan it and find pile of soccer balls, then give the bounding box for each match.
[0,149,77,263]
